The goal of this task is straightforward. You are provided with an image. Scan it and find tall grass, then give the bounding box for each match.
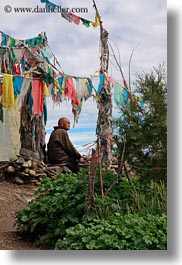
[129,180,167,215]
[92,178,167,218]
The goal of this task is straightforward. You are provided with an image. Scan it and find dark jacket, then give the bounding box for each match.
[47,126,81,164]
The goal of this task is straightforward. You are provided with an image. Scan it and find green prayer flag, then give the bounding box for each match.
[81,18,91,28]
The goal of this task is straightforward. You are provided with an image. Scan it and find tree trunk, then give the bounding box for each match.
[19,95,46,161]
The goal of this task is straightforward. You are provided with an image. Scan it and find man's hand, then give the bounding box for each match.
[79,157,88,163]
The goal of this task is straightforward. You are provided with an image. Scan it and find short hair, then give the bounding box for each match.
[58,117,68,126]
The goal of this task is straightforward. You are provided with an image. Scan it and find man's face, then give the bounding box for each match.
[61,119,71,130]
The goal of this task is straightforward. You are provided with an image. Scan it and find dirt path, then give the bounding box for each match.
[0,181,39,250]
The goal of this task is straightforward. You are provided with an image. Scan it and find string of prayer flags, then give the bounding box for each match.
[0,72,94,115]
[39,0,100,29]
[0,31,47,48]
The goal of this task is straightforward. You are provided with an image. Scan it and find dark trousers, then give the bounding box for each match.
[66,157,80,173]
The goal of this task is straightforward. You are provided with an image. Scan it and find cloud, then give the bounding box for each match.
[0,0,167,146]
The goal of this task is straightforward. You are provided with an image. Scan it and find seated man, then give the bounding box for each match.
[47,117,86,173]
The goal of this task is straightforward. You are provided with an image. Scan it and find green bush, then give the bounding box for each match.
[55,214,167,250]
[16,169,88,248]
[16,169,167,249]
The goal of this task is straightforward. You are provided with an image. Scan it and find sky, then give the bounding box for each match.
[1,1,182,263]
[0,0,167,148]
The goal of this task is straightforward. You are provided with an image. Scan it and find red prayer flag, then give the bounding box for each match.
[72,14,80,25]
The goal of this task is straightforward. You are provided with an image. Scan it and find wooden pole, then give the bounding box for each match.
[93,0,112,166]
[86,149,96,215]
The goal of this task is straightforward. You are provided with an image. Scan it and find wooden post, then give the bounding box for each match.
[86,148,96,215]
[93,0,112,166]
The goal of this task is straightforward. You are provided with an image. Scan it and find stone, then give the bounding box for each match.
[19,148,39,159]
[16,157,25,164]
[29,169,36,176]
[6,165,16,173]
[14,176,24,185]
[22,161,30,168]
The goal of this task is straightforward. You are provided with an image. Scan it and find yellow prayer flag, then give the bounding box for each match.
[43,82,49,96]
[54,78,61,90]
[136,96,142,102]
[2,74,14,108]
[92,14,100,28]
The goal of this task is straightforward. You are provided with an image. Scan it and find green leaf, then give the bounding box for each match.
[21,215,29,222]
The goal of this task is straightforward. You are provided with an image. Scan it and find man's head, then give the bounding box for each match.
[58,117,71,130]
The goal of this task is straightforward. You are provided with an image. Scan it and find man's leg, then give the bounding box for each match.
[66,157,80,173]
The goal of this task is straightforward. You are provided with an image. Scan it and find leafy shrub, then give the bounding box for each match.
[16,169,88,248]
[55,214,167,250]
[16,169,167,249]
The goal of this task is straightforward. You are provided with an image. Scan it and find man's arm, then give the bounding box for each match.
[60,130,81,160]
